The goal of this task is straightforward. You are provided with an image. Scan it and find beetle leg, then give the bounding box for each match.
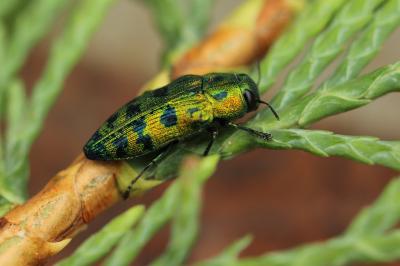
[123,142,176,199]
[228,122,272,141]
[203,128,218,156]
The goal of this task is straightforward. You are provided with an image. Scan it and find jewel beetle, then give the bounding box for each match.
[83,72,279,198]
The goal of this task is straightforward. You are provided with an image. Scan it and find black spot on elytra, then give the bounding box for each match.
[160,105,177,127]
[132,117,154,151]
[126,103,141,118]
[132,117,146,135]
[137,135,154,150]
[152,86,169,97]
[113,137,128,158]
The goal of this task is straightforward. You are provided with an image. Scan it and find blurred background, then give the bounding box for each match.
[20,0,400,265]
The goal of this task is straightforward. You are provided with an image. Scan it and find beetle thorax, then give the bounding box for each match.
[205,86,247,121]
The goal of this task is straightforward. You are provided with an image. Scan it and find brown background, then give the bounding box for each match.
[19,1,400,265]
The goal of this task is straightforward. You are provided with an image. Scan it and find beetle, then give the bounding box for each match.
[83,72,279,198]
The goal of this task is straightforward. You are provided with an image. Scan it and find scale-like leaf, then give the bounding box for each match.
[271,0,386,109]
[223,129,400,171]
[195,235,253,266]
[55,205,145,266]
[258,0,346,93]
[321,0,400,89]
[105,156,218,266]
[150,155,219,266]
[0,0,67,99]
[1,0,116,202]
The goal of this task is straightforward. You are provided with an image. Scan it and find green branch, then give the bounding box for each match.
[0,80,28,203]
[0,0,24,19]
[223,129,400,171]
[0,0,68,203]
[346,176,400,237]
[235,231,400,266]
[257,0,346,93]
[195,236,253,266]
[0,0,67,104]
[186,0,213,39]
[140,0,185,48]
[103,180,180,266]
[0,0,115,203]
[28,0,115,142]
[140,0,213,65]
[0,21,5,65]
[298,62,400,126]
[270,0,385,110]
[150,155,219,266]
[0,22,5,203]
[321,0,400,89]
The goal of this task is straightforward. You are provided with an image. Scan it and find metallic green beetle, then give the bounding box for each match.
[84,72,279,197]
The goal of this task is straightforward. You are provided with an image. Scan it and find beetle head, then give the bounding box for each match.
[236,73,280,120]
[235,73,260,112]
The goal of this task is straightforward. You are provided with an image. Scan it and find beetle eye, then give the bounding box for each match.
[243,90,257,111]
[243,90,251,106]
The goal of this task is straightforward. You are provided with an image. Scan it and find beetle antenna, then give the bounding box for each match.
[258,100,280,120]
